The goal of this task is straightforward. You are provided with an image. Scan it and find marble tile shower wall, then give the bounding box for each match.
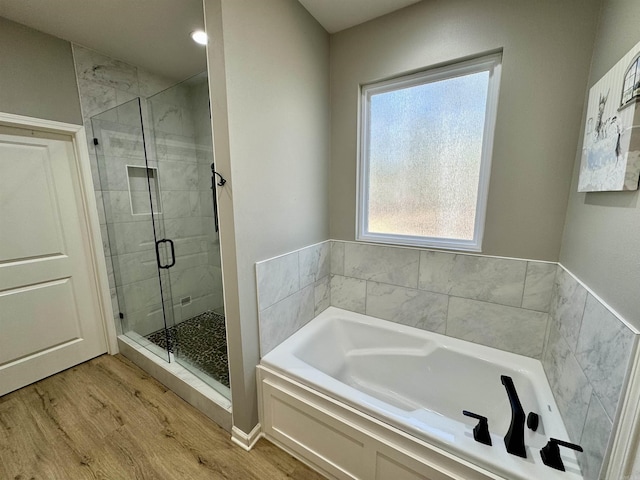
[73,45,222,336]
[542,266,636,480]
[146,74,224,325]
[188,76,224,315]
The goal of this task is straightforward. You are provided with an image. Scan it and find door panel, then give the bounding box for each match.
[0,127,107,396]
[0,139,65,262]
[0,278,81,364]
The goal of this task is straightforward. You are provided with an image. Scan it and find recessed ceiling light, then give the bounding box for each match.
[191,30,208,45]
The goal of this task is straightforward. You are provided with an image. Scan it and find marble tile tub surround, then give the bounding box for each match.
[257,240,555,357]
[331,240,555,358]
[256,241,330,355]
[257,240,639,479]
[542,267,637,479]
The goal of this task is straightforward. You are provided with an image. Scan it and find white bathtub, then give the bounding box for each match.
[259,307,583,480]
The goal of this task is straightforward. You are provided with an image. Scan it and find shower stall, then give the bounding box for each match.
[90,72,230,399]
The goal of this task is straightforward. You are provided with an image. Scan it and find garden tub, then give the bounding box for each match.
[258,307,582,480]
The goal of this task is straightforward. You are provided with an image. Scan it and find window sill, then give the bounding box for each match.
[357,232,482,253]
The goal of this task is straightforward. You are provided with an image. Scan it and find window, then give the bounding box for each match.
[357,53,502,251]
[621,54,640,107]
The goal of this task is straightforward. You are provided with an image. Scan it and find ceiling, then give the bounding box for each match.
[0,0,207,81]
[298,0,421,33]
[0,0,420,79]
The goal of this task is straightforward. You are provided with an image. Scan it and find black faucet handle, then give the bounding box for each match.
[527,412,539,431]
[463,410,492,446]
[540,438,584,471]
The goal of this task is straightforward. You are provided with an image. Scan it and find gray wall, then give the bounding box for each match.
[204,0,330,433]
[329,0,600,262]
[560,0,640,328]
[0,16,82,124]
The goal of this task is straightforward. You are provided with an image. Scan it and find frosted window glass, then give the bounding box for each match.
[367,71,489,240]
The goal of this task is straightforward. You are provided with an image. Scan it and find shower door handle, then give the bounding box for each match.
[212,181,219,233]
[155,239,176,269]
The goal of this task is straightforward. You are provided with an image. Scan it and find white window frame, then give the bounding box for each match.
[356,52,502,252]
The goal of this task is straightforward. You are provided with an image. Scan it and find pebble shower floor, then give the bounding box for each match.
[146,311,230,388]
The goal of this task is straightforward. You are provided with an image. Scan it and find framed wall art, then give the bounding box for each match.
[578,40,640,192]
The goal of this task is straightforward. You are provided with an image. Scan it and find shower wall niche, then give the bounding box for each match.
[74,45,228,397]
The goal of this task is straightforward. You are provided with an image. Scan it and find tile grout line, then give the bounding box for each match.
[572,292,589,355]
[519,261,528,309]
[444,295,452,336]
[578,389,594,446]
[364,280,368,315]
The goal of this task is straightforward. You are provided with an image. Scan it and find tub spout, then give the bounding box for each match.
[501,375,526,458]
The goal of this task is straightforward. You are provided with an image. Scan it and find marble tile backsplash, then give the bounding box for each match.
[344,243,420,288]
[256,240,638,480]
[542,266,637,479]
[258,240,557,357]
[446,297,548,357]
[256,242,331,355]
[331,241,555,358]
[418,251,528,308]
[365,282,448,334]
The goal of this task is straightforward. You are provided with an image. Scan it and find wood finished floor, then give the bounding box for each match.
[0,354,325,480]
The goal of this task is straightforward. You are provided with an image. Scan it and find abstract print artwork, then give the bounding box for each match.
[578,40,640,192]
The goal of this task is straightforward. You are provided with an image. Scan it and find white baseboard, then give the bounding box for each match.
[231,424,263,451]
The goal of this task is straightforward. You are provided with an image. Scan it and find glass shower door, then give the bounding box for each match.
[92,74,230,400]
[91,98,175,362]
[147,73,230,398]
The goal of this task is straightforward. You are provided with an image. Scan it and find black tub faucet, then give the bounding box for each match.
[501,375,526,458]
[541,438,583,471]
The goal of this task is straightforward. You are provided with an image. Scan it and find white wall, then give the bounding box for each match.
[560,0,640,328]
[204,0,330,433]
[329,0,601,262]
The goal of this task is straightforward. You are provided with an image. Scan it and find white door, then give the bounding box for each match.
[0,125,107,396]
